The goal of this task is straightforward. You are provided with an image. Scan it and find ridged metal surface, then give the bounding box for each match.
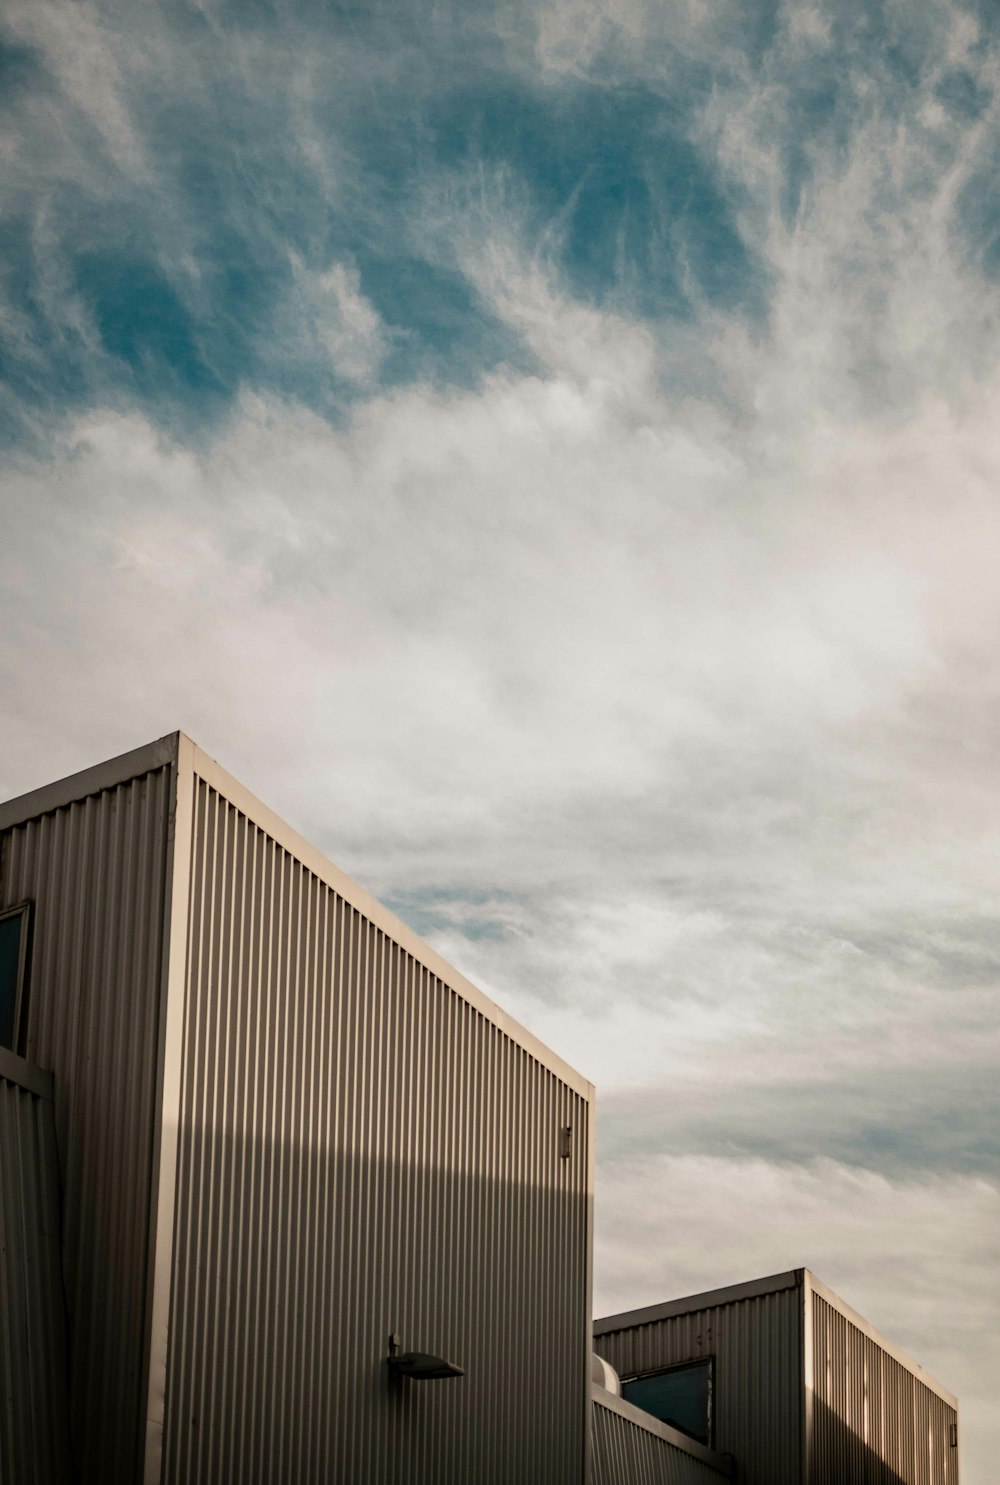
[162,776,590,1484]
[596,1278,803,1485]
[0,1053,71,1485]
[812,1293,958,1485]
[0,763,174,1484]
[592,1392,730,1485]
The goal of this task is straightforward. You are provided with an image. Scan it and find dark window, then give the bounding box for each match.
[620,1358,713,1446]
[0,905,29,1053]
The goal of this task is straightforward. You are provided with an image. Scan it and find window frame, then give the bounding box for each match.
[618,1354,715,1448]
[0,901,32,1056]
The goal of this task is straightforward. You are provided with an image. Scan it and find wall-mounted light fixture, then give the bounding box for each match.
[387,1333,464,1380]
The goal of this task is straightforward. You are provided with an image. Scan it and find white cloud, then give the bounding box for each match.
[278,255,387,387]
[2,0,150,180]
[2,277,998,1091]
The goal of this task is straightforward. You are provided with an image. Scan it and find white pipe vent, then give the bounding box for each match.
[591,1352,621,1396]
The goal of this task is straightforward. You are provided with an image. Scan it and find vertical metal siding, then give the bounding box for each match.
[592,1394,731,1485]
[0,1054,71,1485]
[811,1293,958,1485]
[596,1281,804,1485]
[0,764,174,1485]
[162,777,591,1484]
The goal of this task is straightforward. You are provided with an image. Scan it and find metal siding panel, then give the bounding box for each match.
[591,1395,730,1485]
[0,1060,72,1483]
[810,1293,958,1485]
[162,779,591,1484]
[930,1390,957,1485]
[1,764,174,1484]
[597,1283,804,1485]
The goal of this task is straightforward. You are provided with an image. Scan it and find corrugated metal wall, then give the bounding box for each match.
[811,1293,958,1485]
[592,1391,732,1485]
[1,762,175,1484]
[161,775,591,1485]
[0,1051,71,1484]
[596,1278,803,1485]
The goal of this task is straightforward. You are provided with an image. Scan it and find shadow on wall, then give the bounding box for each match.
[811,1396,957,1485]
[158,1132,590,1485]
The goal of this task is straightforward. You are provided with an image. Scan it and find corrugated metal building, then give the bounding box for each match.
[594,1269,959,1485]
[0,733,595,1485]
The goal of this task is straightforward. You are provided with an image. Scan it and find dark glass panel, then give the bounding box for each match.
[0,912,22,1049]
[621,1360,712,1445]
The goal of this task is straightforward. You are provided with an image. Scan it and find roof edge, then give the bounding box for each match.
[594,1269,802,1335]
[183,736,596,1103]
[594,1268,958,1412]
[0,733,180,831]
[0,729,595,1102]
[804,1270,958,1410]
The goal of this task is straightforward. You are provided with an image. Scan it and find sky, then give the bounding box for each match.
[1,0,998,1476]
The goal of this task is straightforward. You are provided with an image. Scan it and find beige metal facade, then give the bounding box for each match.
[595,1271,804,1485]
[809,1276,958,1485]
[596,1271,959,1485]
[592,1386,733,1485]
[159,758,593,1484]
[1,733,595,1484]
[0,1048,71,1485]
[0,745,176,1484]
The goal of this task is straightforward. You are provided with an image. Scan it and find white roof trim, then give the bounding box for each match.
[185,737,595,1102]
[2,729,596,1100]
[595,1269,802,1334]
[804,1270,958,1410]
[595,1268,958,1411]
[0,734,180,831]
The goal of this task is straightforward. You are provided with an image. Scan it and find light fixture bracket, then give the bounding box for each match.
[387,1333,464,1380]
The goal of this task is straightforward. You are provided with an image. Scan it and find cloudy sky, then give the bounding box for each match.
[2,0,998,1475]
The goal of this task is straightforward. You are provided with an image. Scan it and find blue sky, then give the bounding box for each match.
[2,0,999,1476]
[9,0,995,445]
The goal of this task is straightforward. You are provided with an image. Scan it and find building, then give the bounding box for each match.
[594,1269,959,1485]
[0,733,592,1484]
[0,733,960,1484]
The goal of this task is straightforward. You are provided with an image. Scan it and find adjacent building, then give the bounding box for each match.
[594,1269,959,1485]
